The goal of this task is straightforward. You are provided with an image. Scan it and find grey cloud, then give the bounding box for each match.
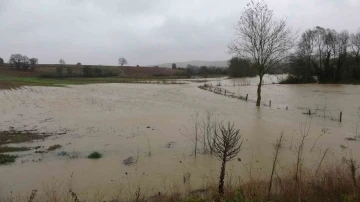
[0,0,359,66]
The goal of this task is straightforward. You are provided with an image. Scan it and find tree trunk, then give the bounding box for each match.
[218,157,227,197]
[256,75,263,107]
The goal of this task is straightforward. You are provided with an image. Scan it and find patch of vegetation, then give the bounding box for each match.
[0,130,50,145]
[58,151,80,159]
[88,151,102,159]
[0,146,31,153]
[123,156,135,166]
[0,154,18,164]
[47,144,62,151]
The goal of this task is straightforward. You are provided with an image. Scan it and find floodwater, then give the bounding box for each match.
[1,76,360,200]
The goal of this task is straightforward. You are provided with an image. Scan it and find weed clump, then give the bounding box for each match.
[88,151,102,159]
[47,144,62,151]
[123,156,136,166]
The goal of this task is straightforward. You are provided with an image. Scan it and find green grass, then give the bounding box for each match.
[88,151,102,159]
[0,154,18,164]
[0,146,31,153]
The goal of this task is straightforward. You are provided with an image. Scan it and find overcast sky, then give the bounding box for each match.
[0,0,359,66]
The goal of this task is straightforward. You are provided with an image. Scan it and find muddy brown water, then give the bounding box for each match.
[0,76,360,200]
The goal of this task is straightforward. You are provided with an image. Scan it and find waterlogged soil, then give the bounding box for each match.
[0,78,360,200]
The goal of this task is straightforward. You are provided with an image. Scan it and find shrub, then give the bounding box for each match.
[88,151,102,159]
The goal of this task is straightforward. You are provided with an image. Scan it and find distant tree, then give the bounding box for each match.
[350,29,360,79]
[334,30,350,81]
[351,29,360,60]
[0,57,4,65]
[228,57,256,78]
[76,62,82,67]
[229,0,295,107]
[9,54,30,70]
[9,54,23,69]
[29,58,38,71]
[186,64,200,75]
[199,66,208,76]
[172,63,177,69]
[30,58,38,65]
[118,57,128,66]
[59,58,66,65]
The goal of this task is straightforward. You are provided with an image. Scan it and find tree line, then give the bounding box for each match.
[172,59,258,78]
[284,27,360,83]
[0,54,39,71]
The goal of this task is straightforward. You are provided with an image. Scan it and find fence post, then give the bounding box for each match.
[269,100,271,107]
[340,111,342,122]
[246,94,248,101]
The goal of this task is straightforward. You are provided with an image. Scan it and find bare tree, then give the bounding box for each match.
[29,58,38,71]
[59,58,66,65]
[118,57,128,66]
[209,122,243,197]
[9,54,30,70]
[229,0,296,106]
[180,112,200,157]
[268,132,283,201]
[334,30,349,81]
[350,29,360,61]
[30,58,38,65]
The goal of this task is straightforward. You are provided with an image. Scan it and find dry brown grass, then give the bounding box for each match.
[2,163,357,202]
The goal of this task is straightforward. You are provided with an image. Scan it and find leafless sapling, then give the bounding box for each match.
[209,122,243,197]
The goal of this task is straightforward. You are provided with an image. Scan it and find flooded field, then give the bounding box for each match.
[1,76,360,200]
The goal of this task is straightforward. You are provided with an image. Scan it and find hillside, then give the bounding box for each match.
[154,60,229,68]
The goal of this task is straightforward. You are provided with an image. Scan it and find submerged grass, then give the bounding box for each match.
[0,146,31,153]
[0,75,185,90]
[0,154,18,164]
[0,130,51,165]
[0,130,50,145]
